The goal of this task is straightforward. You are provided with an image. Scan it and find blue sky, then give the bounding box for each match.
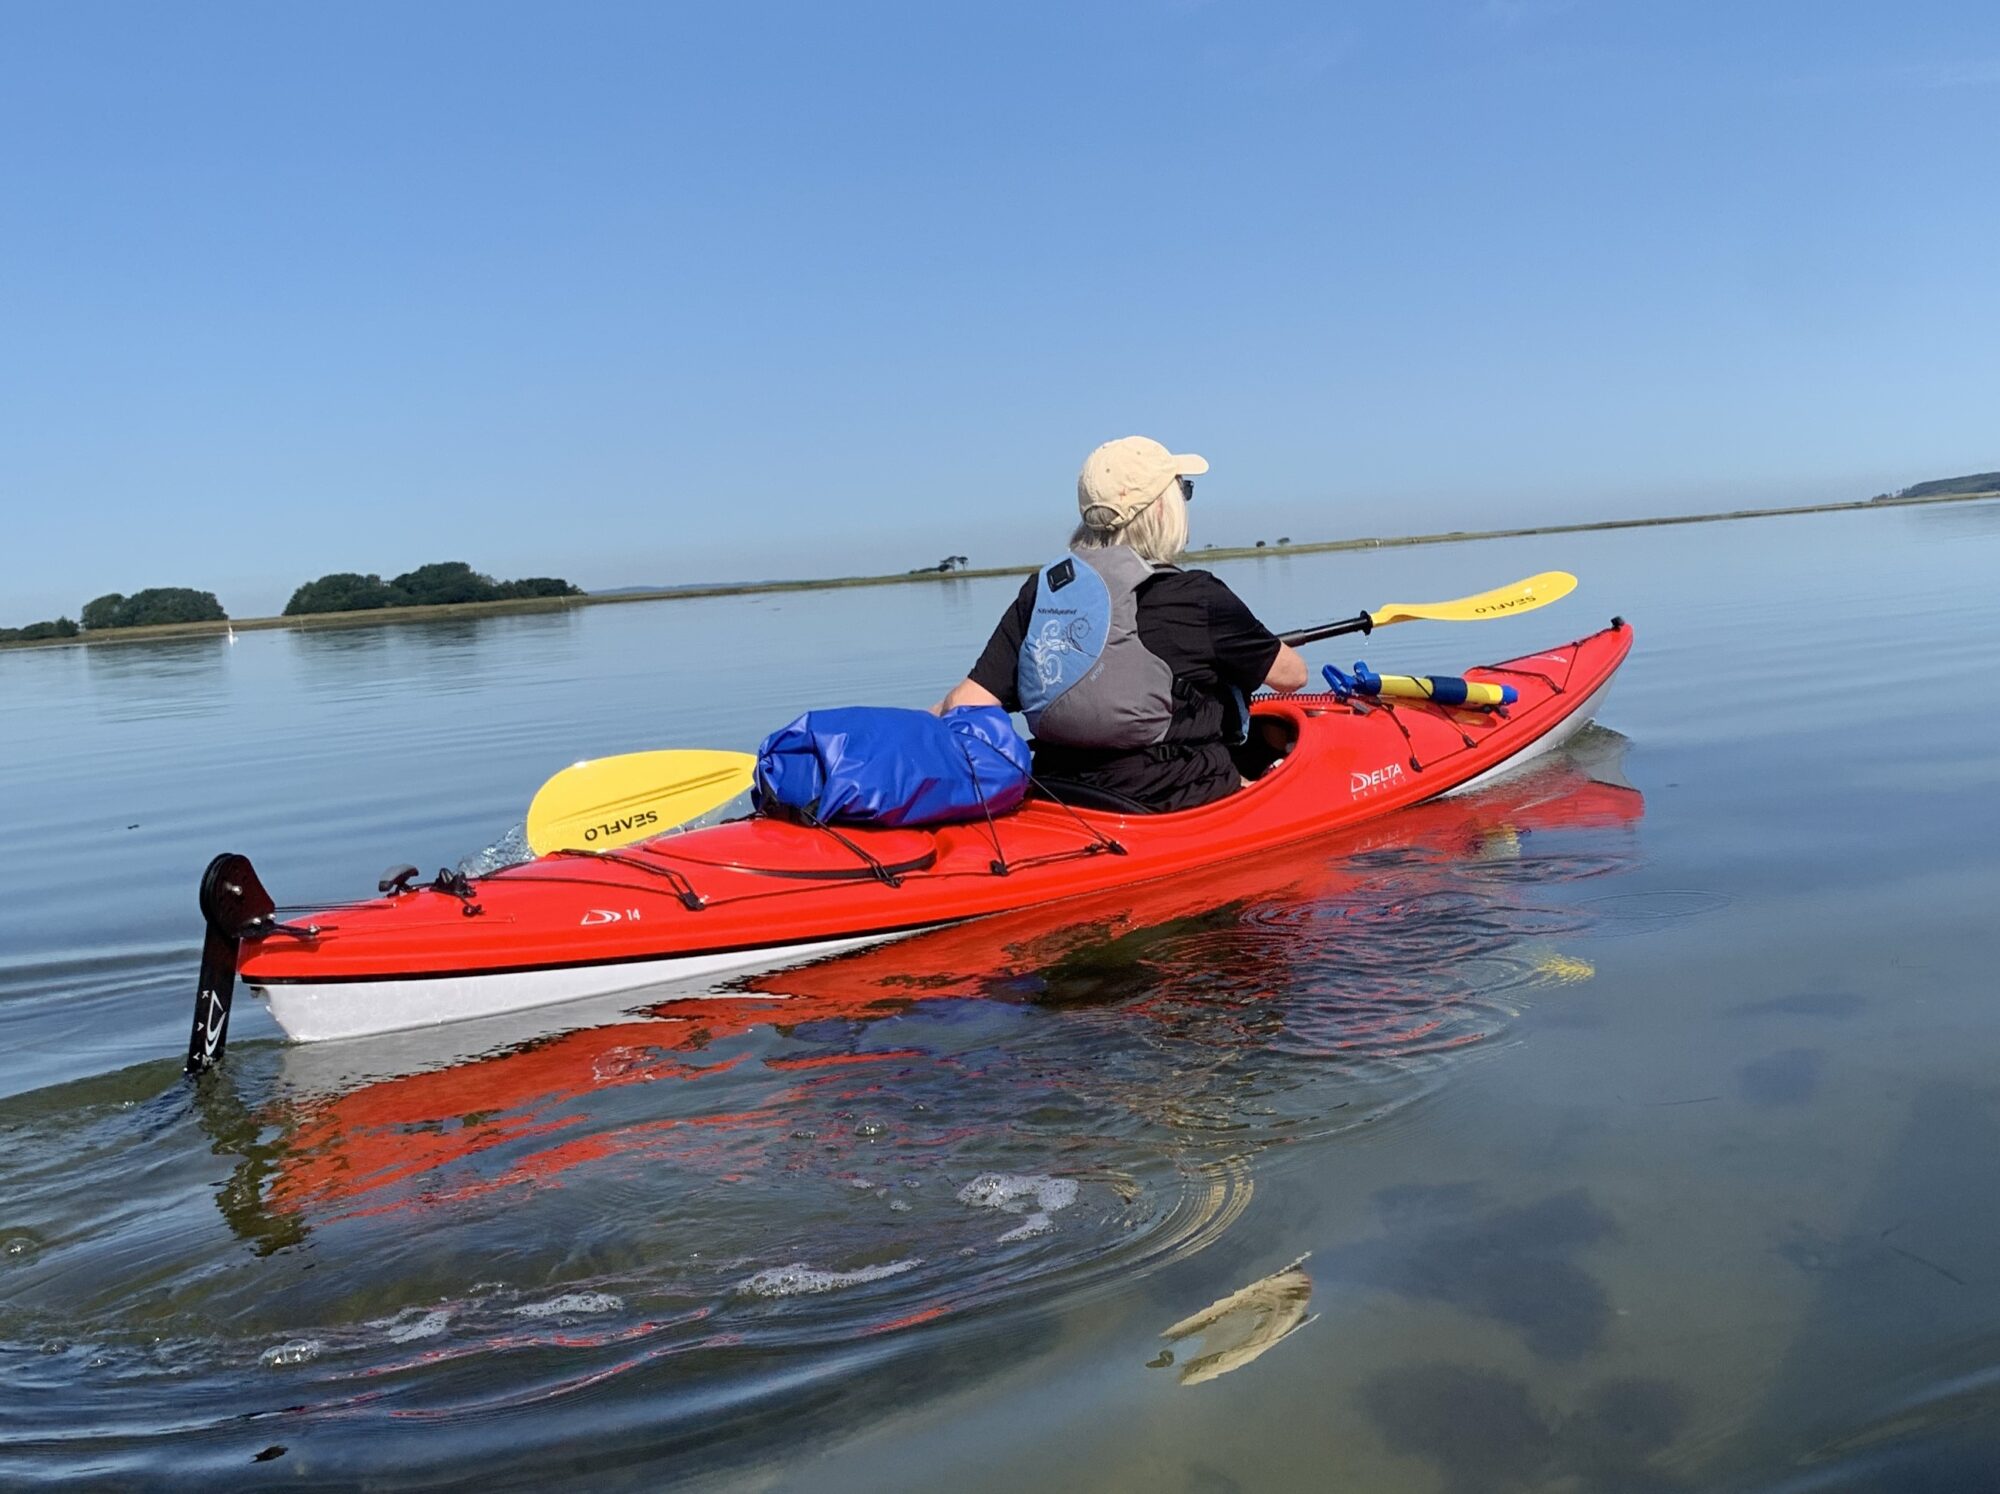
[2,1,1996,621]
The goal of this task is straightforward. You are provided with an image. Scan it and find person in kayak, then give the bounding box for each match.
[934,436,1309,813]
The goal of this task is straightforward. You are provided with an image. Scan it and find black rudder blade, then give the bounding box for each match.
[186,853,274,1075]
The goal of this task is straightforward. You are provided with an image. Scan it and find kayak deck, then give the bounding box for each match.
[232,621,1632,1042]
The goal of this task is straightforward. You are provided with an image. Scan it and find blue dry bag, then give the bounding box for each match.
[753,705,1031,827]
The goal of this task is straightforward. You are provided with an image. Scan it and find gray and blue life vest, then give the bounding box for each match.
[1017,545,1176,748]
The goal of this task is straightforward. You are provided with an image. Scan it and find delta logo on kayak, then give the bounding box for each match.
[583,810,658,843]
[1349,762,1405,798]
[580,908,643,926]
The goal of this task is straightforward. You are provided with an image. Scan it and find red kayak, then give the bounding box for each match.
[192,621,1631,1050]
[259,754,1642,1223]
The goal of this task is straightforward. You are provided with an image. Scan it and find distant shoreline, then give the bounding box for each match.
[8,488,1996,653]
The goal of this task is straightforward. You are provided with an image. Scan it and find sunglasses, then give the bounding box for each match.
[1177,475,1196,503]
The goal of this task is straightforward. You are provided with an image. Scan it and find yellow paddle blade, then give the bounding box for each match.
[526,749,756,856]
[1369,570,1576,628]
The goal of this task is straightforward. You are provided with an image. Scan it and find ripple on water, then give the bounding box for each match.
[1576,888,1733,935]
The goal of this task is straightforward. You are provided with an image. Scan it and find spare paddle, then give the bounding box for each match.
[526,749,755,856]
[1280,570,1575,647]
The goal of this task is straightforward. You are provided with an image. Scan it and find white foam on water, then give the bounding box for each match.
[512,1292,623,1319]
[997,1213,1054,1243]
[459,823,534,875]
[370,1307,452,1343]
[260,1338,324,1368]
[956,1173,1079,1215]
[737,1258,922,1298]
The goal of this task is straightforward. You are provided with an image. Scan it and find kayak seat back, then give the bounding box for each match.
[1029,778,1158,816]
[1232,711,1301,784]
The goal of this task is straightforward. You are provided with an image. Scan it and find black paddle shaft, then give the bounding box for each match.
[1279,612,1373,648]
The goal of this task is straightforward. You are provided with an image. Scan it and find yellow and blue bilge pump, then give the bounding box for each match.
[1321,661,1517,710]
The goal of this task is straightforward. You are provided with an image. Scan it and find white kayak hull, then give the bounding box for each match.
[252,930,909,1043]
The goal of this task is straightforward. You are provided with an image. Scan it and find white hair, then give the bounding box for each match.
[1071,483,1189,565]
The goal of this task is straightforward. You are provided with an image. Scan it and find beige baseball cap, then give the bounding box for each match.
[1077,436,1210,530]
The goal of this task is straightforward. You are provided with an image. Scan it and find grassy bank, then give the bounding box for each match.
[8,487,1995,653]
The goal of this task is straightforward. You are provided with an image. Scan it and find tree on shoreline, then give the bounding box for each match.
[282,573,403,614]
[283,561,583,616]
[1893,471,2000,501]
[0,617,79,642]
[80,588,228,630]
[81,594,124,630]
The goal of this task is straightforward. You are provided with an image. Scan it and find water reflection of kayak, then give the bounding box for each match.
[744,733,1642,1012]
[213,623,1631,1045]
[249,744,1641,1227]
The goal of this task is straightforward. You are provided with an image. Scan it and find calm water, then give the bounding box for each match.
[3,502,1998,1490]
